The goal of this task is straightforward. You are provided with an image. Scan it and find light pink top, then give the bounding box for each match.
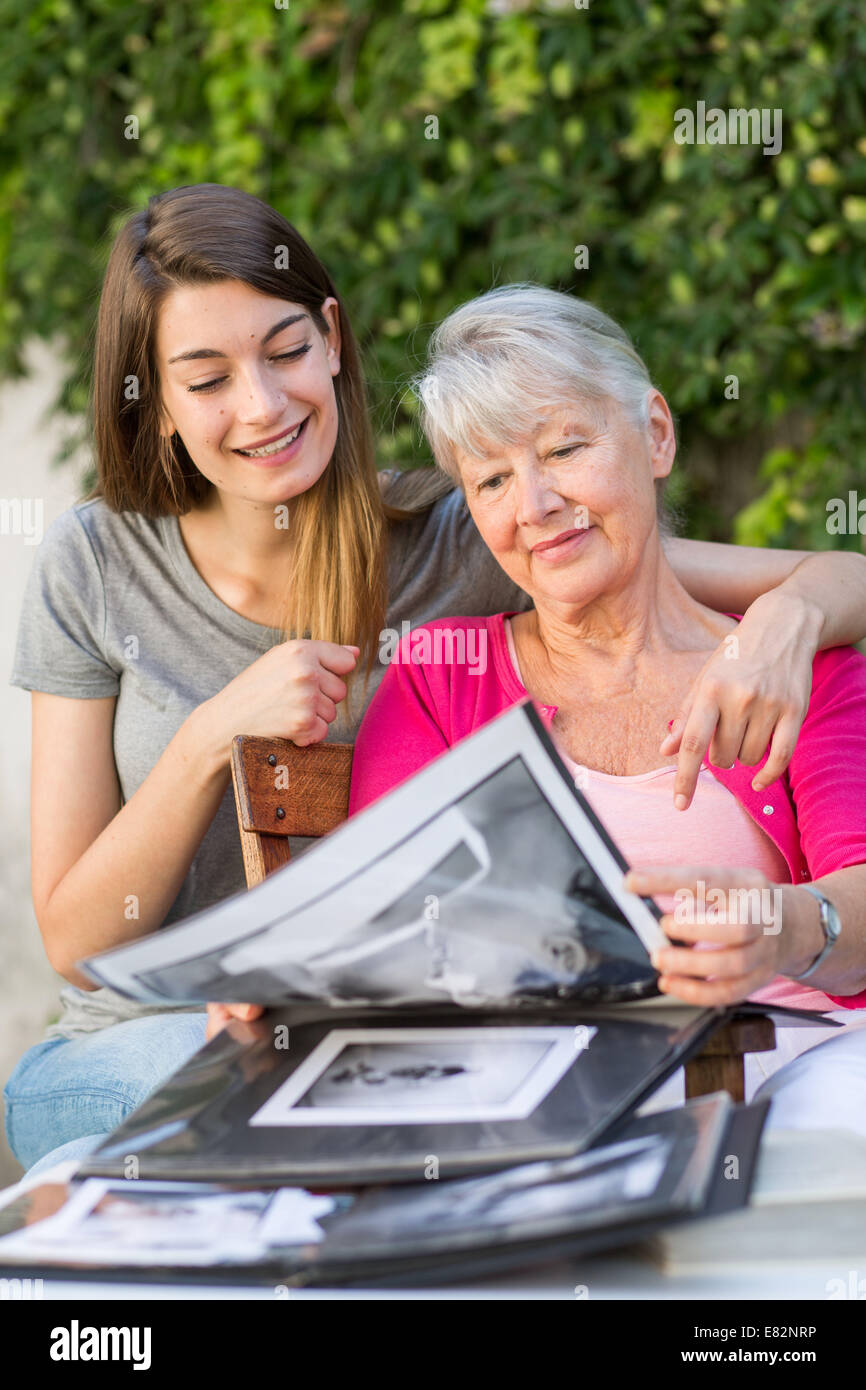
[504,618,836,1011]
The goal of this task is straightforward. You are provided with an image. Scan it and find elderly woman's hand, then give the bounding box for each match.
[659,590,824,810]
[623,864,815,1006]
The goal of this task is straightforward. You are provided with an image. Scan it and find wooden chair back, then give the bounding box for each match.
[229,734,775,1101]
[230,736,353,889]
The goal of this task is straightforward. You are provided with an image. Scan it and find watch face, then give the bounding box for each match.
[826,901,842,942]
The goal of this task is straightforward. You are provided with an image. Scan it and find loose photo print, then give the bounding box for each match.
[0,1180,335,1268]
[248,1026,594,1128]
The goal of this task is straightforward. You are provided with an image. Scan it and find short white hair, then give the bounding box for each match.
[414,284,655,480]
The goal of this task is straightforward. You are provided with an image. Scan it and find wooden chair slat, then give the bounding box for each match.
[231,736,353,839]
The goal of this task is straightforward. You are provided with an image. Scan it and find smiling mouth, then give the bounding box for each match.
[234,417,310,457]
[532,525,594,553]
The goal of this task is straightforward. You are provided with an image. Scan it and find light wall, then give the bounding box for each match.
[0,340,85,1185]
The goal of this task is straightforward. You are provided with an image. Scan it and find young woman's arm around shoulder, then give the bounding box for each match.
[661,540,866,802]
[667,537,866,648]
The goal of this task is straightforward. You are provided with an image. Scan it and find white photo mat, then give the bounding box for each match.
[249,1025,595,1128]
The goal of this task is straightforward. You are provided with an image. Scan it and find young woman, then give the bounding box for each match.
[5,183,866,1176]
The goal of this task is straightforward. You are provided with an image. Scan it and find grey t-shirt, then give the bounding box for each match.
[10,482,531,1041]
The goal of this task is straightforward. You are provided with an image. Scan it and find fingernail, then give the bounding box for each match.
[675,794,688,811]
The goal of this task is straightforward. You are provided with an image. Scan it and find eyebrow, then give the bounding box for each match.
[460,418,597,471]
[166,313,310,365]
[547,416,596,438]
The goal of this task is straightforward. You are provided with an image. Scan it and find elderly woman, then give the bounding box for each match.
[349,285,866,1127]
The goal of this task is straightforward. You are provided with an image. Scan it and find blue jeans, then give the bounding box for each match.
[3,1012,208,1176]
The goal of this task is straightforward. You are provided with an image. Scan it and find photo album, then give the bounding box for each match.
[72,702,831,1188]
[0,1095,770,1288]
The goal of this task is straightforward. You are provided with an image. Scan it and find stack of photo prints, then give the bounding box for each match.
[0,703,833,1287]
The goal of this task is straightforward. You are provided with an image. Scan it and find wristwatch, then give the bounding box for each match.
[791,884,842,981]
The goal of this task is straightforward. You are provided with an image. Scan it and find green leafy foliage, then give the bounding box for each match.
[0,0,864,546]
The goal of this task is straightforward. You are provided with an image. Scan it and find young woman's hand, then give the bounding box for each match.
[659,591,823,809]
[623,864,820,1006]
[200,638,360,759]
[205,1001,264,1042]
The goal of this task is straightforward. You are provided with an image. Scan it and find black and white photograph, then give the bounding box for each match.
[0,1179,336,1268]
[216,754,660,1009]
[125,807,493,1006]
[82,703,666,1008]
[248,1025,591,1127]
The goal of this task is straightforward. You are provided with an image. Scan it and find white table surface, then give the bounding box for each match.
[31,1253,844,1300]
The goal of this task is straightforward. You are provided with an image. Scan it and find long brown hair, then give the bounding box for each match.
[88,182,388,671]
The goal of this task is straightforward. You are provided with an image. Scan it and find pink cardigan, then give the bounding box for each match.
[350,613,866,1009]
